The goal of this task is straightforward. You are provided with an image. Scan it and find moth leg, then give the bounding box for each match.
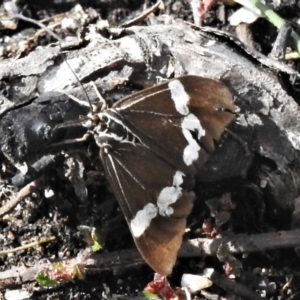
[50,133,92,148]
[57,89,98,112]
[90,82,107,112]
[225,129,251,157]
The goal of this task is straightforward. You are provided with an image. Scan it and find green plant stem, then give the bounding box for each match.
[244,0,300,54]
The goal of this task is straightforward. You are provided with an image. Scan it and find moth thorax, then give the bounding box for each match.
[94,113,139,148]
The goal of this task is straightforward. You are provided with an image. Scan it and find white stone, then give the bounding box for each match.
[181,274,213,293]
[5,289,32,300]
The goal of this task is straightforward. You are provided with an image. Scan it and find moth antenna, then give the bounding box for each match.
[8,13,64,43]
[3,7,94,113]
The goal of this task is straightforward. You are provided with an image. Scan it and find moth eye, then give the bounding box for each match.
[99,114,108,123]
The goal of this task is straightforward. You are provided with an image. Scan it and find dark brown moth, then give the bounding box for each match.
[90,75,235,275]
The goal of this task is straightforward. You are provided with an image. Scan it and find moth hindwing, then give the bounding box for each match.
[92,75,235,275]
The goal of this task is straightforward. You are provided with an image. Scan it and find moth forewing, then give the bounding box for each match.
[110,76,235,174]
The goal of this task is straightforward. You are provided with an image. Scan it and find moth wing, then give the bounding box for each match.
[113,76,235,173]
[100,143,194,275]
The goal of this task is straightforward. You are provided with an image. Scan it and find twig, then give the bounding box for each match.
[0,236,56,256]
[121,1,164,28]
[180,229,300,257]
[203,269,264,300]
[0,230,300,289]
[0,181,37,218]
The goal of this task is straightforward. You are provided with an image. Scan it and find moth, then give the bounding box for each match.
[88,75,235,275]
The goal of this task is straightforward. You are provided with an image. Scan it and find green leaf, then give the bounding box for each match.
[142,291,159,299]
[91,240,102,252]
[36,271,60,288]
[78,225,103,251]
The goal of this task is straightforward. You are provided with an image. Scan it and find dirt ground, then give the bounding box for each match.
[1,0,300,299]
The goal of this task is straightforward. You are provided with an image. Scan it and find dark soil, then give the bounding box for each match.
[1,0,300,299]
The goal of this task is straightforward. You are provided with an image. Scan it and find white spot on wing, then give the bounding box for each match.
[181,114,206,166]
[130,203,158,238]
[168,79,207,166]
[172,170,184,187]
[168,80,190,115]
[130,171,186,237]
[157,171,185,217]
